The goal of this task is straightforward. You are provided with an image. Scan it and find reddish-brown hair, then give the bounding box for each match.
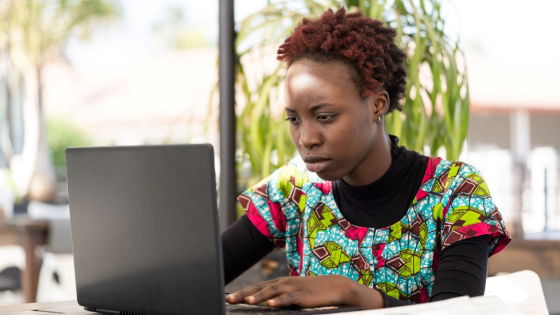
[277,7,407,113]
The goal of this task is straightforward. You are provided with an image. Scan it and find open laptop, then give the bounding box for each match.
[65,144,363,315]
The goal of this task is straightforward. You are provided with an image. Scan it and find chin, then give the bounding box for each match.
[314,170,343,182]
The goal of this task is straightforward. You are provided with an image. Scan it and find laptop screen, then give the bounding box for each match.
[66,144,225,315]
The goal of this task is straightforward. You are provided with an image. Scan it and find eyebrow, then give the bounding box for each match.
[310,103,333,111]
[284,103,333,113]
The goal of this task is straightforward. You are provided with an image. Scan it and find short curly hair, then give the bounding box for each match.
[277,7,407,113]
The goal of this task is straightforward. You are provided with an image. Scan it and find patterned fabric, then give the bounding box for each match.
[238,156,511,304]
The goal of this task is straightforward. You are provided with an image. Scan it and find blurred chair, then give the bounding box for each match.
[0,246,25,305]
[27,201,69,220]
[36,251,76,302]
[0,267,20,291]
[34,210,76,302]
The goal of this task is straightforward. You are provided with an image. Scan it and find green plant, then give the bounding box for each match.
[47,118,93,167]
[212,0,469,188]
[346,0,469,160]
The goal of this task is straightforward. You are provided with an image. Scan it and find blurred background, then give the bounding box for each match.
[0,0,559,313]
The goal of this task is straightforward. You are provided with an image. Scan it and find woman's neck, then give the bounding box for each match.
[341,132,392,187]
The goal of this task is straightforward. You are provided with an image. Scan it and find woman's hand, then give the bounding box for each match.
[226,275,384,310]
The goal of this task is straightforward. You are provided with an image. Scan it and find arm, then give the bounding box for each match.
[222,215,275,285]
[430,234,488,300]
[340,234,489,308]
[379,234,489,307]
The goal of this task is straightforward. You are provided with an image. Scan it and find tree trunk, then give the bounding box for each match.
[26,64,57,202]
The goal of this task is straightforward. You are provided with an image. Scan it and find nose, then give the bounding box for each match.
[298,122,321,149]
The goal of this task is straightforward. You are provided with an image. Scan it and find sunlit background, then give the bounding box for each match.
[0,0,559,312]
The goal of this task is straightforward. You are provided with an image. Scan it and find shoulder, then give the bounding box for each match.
[430,159,512,255]
[245,156,325,200]
[427,158,488,197]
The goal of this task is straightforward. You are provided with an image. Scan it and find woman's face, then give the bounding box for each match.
[285,58,388,182]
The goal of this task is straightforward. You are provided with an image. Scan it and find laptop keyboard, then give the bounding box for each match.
[226,304,302,314]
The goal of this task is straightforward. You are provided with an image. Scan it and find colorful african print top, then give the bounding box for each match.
[237,156,511,304]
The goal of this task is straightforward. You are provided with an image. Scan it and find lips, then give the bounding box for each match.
[303,155,331,173]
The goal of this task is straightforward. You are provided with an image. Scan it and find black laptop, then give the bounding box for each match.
[65,144,363,315]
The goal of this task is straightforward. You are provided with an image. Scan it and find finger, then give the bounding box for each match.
[227,278,281,304]
[245,283,287,305]
[266,291,301,308]
[227,283,264,303]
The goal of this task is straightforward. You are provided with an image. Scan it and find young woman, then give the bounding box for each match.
[222,7,511,310]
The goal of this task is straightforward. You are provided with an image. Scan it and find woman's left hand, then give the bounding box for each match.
[226,275,383,309]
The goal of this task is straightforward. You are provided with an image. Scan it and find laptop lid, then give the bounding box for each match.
[66,144,226,315]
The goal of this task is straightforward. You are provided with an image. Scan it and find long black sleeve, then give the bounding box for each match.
[222,215,274,285]
[429,235,489,301]
[222,216,489,307]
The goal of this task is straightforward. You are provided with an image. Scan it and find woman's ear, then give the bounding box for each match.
[371,90,390,122]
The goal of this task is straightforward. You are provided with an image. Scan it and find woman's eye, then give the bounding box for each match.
[317,115,334,121]
[285,117,300,124]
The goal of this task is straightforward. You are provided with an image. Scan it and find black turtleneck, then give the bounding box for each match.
[221,136,488,308]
